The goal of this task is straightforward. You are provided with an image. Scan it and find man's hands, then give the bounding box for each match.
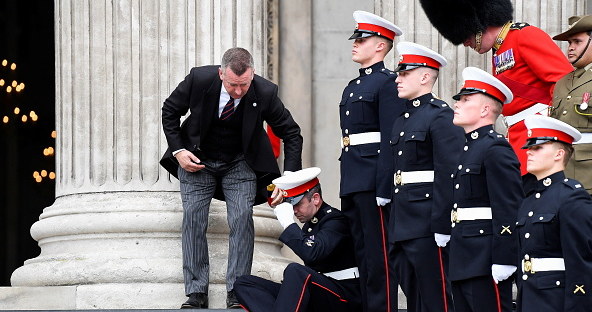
[491,264,516,284]
[434,233,451,247]
[376,197,391,206]
[269,187,285,207]
[273,203,295,229]
[175,150,205,172]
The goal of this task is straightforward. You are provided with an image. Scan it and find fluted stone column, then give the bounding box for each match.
[6,0,291,309]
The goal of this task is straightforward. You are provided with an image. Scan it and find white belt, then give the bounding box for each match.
[394,170,434,186]
[522,257,565,274]
[451,207,492,223]
[341,132,380,148]
[323,267,359,280]
[573,133,592,145]
[504,103,550,127]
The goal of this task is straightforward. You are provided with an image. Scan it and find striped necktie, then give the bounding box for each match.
[220,97,235,120]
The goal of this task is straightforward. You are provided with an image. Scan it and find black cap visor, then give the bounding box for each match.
[452,88,504,104]
[349,30,375,40]
[522,137,570,149]
[453,88,484,101]
[394,63,440,73]
[284,193,306,205]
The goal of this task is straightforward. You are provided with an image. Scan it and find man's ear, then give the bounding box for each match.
[218,67,224,80]
[311,193,321,205]
[555,147,566,161]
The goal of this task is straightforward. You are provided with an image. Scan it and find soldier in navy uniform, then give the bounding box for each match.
[387,41,464,312]
[516,116,592,312]
[339,10,405,311]
[449,67,523,312]
[234,167,362,312]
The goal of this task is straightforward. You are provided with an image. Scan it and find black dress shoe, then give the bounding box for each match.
[226,290,242,309]
[181,292,208,309]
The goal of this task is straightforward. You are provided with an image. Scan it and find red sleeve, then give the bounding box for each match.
[267,124,281,159]
[517,26,573,88]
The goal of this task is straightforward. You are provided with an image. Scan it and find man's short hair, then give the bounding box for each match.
[555,141,575,167]
[482,95,503,118]
[376,36,394,54]
[302,183,322,202]
[221,47,254,76]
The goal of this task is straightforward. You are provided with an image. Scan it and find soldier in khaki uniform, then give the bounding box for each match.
[551,15,592,194]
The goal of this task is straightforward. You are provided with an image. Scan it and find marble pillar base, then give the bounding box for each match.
[6,192,291,309]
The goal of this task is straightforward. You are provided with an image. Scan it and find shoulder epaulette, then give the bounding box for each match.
[563,178,585,190]
[510,22,530,30]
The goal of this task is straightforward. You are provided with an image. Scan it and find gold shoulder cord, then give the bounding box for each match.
[493,21,513,51]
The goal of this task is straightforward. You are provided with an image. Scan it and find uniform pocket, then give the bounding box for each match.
[407,184,432,202]
[459,163,485,199]
[461,221,492,237]
[404,131,429,163]
[349,92,377,125]
[536,272,565,290]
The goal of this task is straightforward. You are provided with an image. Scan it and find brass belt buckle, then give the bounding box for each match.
[395,173,402,186]
[451,210,458,223]
[342,136,350,147]
[523,260,535,274]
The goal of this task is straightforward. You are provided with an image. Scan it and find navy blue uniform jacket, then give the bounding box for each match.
[279,202,358,274]
[388,93,464,241]
[517,171,592,312]
[339,61,405,198]
[449,125,523,281]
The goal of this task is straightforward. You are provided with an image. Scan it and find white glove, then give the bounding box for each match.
[273,202,295,229]
[376,197,391,206]
[434,233,451,247]
[491,264,517,284]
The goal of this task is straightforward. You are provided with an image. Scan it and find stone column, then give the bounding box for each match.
[7,0,289,309]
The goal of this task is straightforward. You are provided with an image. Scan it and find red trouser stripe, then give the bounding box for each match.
[437,247,448,312]
[378,206,392,312]
[239,304,250,311]
[295,274,312,312]
[311,281,348,302]
[492,279,502,312]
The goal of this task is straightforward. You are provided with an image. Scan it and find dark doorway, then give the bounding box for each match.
[0,0,55,286]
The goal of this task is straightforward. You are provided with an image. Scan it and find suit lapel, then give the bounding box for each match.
[200,77,223,140]
[241,83,259,149]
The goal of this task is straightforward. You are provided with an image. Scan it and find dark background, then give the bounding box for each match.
[0,0,55,285]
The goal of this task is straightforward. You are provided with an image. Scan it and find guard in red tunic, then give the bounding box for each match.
[419,0,573,176]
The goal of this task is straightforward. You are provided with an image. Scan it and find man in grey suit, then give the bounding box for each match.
[161,47,303,309]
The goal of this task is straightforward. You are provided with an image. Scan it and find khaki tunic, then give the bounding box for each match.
[551,67,592,194]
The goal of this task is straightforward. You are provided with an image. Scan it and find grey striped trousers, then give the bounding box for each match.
[178,155,256,295]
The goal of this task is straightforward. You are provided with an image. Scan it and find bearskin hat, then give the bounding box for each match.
[419,0,514,45]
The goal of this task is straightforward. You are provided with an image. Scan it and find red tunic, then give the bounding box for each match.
[493,24,573,175]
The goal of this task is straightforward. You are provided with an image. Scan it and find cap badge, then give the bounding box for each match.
[282,190,288,197]
[365,68,373,75]
[471,132,479,140]
[527,129,532,137]
[355,23,359,30]
[399,55,404,62]
[311,217,318,224]
[413,99,420,107]
[543,178,552,187]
